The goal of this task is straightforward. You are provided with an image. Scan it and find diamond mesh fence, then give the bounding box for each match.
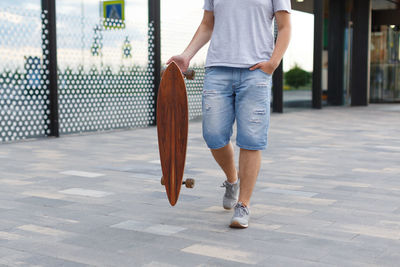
[1,2,207,143]
[0,8,51,142]
[161,0,207,120]
[184,67,205,120]
[57,13,155,134]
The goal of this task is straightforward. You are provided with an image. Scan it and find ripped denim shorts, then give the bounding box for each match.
[202,66,272,151]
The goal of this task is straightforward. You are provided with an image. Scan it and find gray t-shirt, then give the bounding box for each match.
[203,0,291,68]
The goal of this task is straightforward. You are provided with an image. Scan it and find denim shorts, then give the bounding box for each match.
[202,66,272,151]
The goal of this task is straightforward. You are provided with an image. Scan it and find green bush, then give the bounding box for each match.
[285,65,311,88]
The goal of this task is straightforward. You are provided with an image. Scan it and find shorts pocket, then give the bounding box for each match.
[257,68,272,76]
[205,66,215,75]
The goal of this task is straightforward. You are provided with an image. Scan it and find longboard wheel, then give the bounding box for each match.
[183,70,195,80]
[184,178,195,188]
[161,176,165,186]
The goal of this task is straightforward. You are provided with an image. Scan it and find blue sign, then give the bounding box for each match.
[103,1,125,29]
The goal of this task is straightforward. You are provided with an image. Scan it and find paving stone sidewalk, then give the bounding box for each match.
[0,104,399,266]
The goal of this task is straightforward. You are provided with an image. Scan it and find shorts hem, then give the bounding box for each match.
[206,139,231,150]
[236,142,267,151]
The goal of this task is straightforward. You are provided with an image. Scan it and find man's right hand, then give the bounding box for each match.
[166,54,190,73]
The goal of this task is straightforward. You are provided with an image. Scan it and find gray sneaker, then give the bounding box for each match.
[230,202,250,228]
[221,180,239,210]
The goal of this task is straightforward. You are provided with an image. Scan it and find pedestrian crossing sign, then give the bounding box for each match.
[103,0,125,29]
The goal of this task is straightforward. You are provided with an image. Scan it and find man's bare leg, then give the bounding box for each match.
[210,142,238,183]
[237,148,262,207]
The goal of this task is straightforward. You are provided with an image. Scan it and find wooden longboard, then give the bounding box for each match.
[157,62,189,206]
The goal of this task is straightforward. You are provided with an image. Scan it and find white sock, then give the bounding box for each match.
[227,178,239,185]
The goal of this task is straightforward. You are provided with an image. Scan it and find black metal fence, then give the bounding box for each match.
[0,0,204,143]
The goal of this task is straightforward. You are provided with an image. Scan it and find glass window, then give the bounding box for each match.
[370,25,400,102]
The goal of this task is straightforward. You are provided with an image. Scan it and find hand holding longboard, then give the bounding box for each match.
[161,67,195,80]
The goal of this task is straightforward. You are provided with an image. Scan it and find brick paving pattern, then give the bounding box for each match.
[0,104,399,266]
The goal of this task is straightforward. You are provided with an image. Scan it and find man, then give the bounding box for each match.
[167,0,291,228]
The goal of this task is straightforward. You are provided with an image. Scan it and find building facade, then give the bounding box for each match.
[273,0,400,112]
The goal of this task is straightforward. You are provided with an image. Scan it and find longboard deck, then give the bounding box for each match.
[157,62,188,206]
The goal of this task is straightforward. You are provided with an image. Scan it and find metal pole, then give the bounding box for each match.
[272,62,284,113]
[149,0,161,125]
[328,0,346,106]
[272,19,283,113]
[41,0,59,137]
[312,0,324,109]
[351,0,371,106]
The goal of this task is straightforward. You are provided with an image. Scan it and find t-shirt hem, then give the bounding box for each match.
[205,62,256,68]
[205,61,270,68]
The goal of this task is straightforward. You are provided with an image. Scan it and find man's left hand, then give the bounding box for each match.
[249,61,279,75]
